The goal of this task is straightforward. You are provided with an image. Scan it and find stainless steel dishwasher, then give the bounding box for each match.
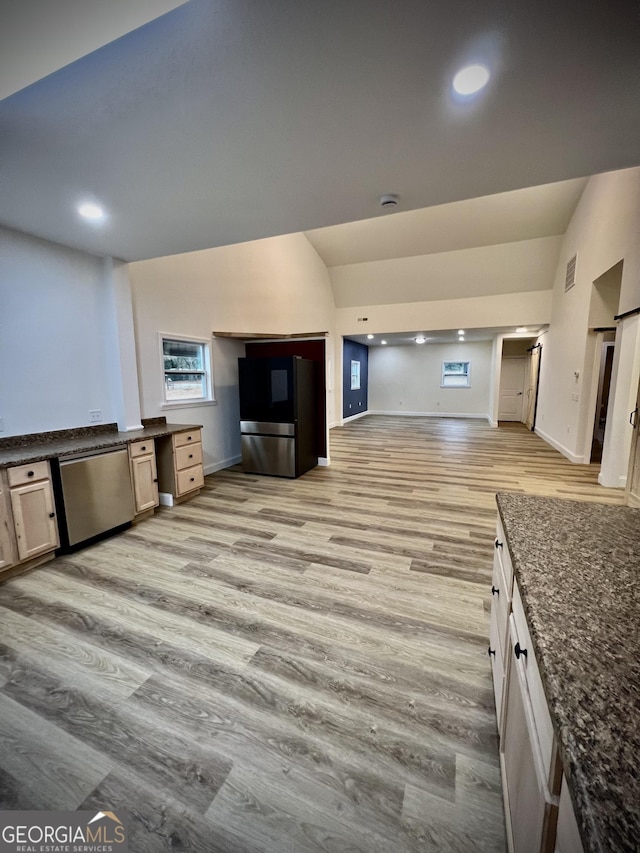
[53,445,135,550]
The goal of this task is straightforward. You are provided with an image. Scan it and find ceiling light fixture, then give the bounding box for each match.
[367,334,374,340]
[452,64,490,96]
[78,202,106,222]
[379,194,399,209]
[415,336,426,344]
[381,340,387,345]
[458,330,465,335]
[516,327,528,333]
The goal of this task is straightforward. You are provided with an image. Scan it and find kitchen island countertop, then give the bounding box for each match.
[496,493,639,853]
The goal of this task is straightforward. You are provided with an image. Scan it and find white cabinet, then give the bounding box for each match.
[491,515,570,853]
[6,461,59,563]
[555,777,584,853]
[128,440,159,516]
[488,517,513,730]
[502,615,559,853]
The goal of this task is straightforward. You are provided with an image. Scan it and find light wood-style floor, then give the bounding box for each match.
[0,417,623,851]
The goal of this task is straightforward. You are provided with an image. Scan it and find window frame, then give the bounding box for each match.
[441,360,471,388]
[159,333,214,408]
[350,360,361,390]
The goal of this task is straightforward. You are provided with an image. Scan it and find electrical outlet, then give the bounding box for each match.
[89,409,102,423]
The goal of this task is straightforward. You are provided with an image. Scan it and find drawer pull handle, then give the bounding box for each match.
[153,478,158,483]
[190,477,195,482]
[488,647,496,658]
[27,470,35,478]
[491,585,499,596]
[189,454,193,458]
[494,538,503,549]
[187,436,192,441]
[49,512,55,519]
[141,446,146,451]
[514,642,528,660]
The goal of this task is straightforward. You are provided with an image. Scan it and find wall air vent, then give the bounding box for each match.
[565,254,577,292]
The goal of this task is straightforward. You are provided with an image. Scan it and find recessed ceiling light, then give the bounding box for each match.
[452,64,490,96]
[367,334,374,340]
[381,340,387,345]
[516,327,528,333]
[78,202,106,221]
[415,336,426,344]
[458,329,465,335]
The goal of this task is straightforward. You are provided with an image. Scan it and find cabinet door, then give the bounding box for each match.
[502,620,557,853]
[131,454,159,513]
[10,480,59,561]
[555,777,584,853]
[0,482,18,570]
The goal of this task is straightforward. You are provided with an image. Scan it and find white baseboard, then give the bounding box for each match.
[318,457,330,467]
[598,470,627,489]
[341,411,369,425]
[368,410,489,420]
[158,492,174,507]
[534,427,585,464]
[329,420,342,430]
[487,418,498,428]
[204,455,241,475]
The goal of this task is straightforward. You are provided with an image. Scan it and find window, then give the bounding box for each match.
[161,335,213,405]
[441,361,471,388]
[350,360,361,390]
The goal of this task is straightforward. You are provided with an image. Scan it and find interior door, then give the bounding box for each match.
[498,357,526,422]
[626,375,640,507]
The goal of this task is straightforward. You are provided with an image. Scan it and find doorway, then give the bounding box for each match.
[590,339,615,464]
[524,344,542,431]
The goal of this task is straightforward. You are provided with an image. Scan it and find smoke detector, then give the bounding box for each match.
[379,194,399,208]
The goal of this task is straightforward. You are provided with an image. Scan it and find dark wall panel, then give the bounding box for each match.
[343,339,368,419]
[245,340,326,457]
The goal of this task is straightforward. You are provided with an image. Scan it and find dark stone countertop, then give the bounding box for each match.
[0,422,203,468]
[496,493,640,853]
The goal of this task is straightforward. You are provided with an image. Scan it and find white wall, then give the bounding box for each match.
[369,340,493,418]
[0,226,119,437]
[129,232,337,471]
[535,167,640,481]
[330,236,562,308]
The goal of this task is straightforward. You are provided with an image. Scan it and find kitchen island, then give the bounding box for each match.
[495,493,639,853]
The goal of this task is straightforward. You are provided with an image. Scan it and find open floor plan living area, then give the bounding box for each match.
[0,417,627,852]
[2,3,639,851]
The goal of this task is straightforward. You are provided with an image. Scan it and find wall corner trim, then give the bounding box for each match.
[598,470,627,489]
[204,455,241,475]
[341,411,369,425]
[318,457,330,466]
[534,427,586,464]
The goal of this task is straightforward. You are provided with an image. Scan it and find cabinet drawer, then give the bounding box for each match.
[489,605,506,728]
[511,584,558,791]
[494,516,513,589]
[175,442,203,471]
[174,430,201,448]
[176,464,204,496]
[129,439,155,459]
[7,461,51,487]
[491,554,511,657]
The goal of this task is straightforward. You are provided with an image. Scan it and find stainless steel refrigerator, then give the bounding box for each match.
[238,356,317,478]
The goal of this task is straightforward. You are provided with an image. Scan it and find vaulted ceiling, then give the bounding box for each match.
[1,0,638,262]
